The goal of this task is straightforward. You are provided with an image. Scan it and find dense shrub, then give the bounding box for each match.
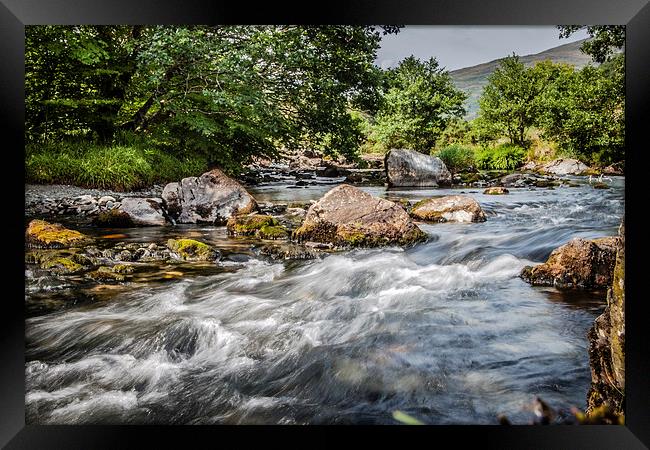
[475,143,526,171]
[434,144,476,176]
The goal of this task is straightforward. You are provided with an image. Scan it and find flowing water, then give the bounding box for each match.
[25,177,624,424]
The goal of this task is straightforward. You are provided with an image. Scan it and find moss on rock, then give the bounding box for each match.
[167,238,219,261]
[227,214,278,235]
[26,219,93,249]
[87,266,127,281]
[258,225,289,240]
[41,256,84,274]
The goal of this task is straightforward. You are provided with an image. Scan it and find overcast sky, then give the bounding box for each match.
[375,26,589,71]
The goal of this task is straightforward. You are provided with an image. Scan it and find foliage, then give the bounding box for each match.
[26,139,208,190]
[26,25,401,173]
[371,56,467,153]
[478,56,571,147]
[537,57,624,166]
[558,26,625,63]
[435,119,474,148]
[475,143,526,170]
[434,144,476,176]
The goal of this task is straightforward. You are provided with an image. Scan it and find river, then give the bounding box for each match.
[24,176,624,424]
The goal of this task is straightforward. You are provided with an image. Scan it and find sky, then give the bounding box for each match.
[375,26,590,72]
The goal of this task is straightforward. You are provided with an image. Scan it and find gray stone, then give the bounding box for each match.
[162,169,257,224]
[385,149,452,187]
[118,197,167,226]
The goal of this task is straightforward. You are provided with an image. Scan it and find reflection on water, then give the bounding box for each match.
[25,176,624,424]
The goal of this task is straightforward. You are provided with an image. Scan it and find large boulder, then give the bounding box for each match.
[118,198,167,226]
[25,219,93,249]
[385,149,452,187]
[587,220,625,416]
[539,158,590,176]
[162,169,257,224]
[521,236,620,288]
[293,184,427,248]
[410,195,487,223]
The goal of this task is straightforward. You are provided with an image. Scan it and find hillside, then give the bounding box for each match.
[450,39,594,119]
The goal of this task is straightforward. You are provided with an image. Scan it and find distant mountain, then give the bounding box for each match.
[450,39,594,119]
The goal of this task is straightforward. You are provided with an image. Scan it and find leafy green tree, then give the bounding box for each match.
[558,26,625,63]
[26,25,400,172]
[478,56,564,147]
[538,63,624,165]
[372,56,467,153]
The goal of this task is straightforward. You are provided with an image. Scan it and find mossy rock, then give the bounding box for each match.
[167,238,219,261]
[258,225,289,240]
[112,264,135,274]
[40,256,84,275]
[87,266,127,282]
[592,182,610,190]
[26,249,93,274]
[26,219,93,249]
[226,214,279,236]
[92,209,135,227]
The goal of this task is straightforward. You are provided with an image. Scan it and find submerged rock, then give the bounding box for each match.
[167,239,220,261]
[539,158,591,176]
[587,220,625,416]
[521,236,620,288]
[25,219,93,249]
[162,169,257,224]
[483,187,509,195]
[293,184,427,248]
[385,149,452,187]
[410,195,487,223]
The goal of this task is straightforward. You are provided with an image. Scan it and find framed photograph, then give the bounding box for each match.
[3,0,649,447]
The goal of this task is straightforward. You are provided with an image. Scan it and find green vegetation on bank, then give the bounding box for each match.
[25,25,625,190]
[26,135,208,190]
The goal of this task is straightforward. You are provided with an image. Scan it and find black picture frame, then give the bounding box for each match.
[2,1,649,448]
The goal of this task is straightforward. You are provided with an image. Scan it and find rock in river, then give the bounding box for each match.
[293,184,427,248]
[483,186,509,195]
[116,198,167,226]
[227,214,289,240]
[167,238,220,261]
[410,195,487,223]
[587,220,625,416]
[162,169,257,224]
[25,219,93,249]
[520,236,620,289]
[539,158,591,176]
[385,149,452,187]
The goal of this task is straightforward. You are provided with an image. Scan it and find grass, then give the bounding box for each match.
[26,139,208,191]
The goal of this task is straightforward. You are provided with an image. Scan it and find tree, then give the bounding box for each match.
[558,26,625,63]
[477,56,564,147]
[538,63,624,165]
[25,25,400,170]
[372,56,467,153]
